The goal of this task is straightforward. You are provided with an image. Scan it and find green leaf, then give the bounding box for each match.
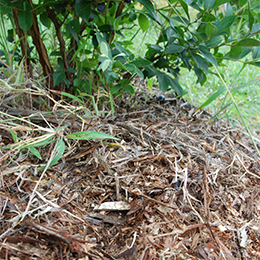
[53,70,66,86]
[202,13,216,22]
[252,47,260,59]
[111,84,122,95]
[158,73,169,91]
[24,1,32,11]
[235,47,251,59]
[164,44,185,54]
[179,0,190,20]
[113,60,126,70]
[213,0,232,8]
[100,42,109,57]
[124,63,136,73]
[148,45,163,53]
[131,58,151,67]
[101,42,112,60]
[248,4,254,31]
[66,24,79,44]
[190,52,208,73]
[57,57,64,69]
[137,0,155,17]
[75,0,92,23]
[123,84,135,95]
[204,0,216,10]
[154,58,169,68]
[104,69,119,82]
[182,0,201,10]
[216,15,236,34]
[206,36,223,49]
[135,67,144,78]
[96,31,107,46]
[251,23,260,35]
[49,138,65,167]
[50,51,61,57]
[157,73,183,95]
[172,16,189,25]
[27,136,56,148]
[238,0,247,7]
[99,58,111,72]
[236,39,260,47]
[29,146,42,160]
[198,78,256,110]
[18,11,32,31]
[138,13,149,32]
[147,78,153,93]
[198,45,218,66]
[66,131,120,140]
[229,46,242,58]
[205,23,217,38]
[58,91,85,105]
[40,12,51,28]
[66,68,76,73]
[114,42,130,56]
[8,127,17,143]
[180,50,192,70]
[143,65,160,78]
[100,41,112,61]
[129,10,137,22]
[199,86,226,109]
[253,61,260,67]
[232,79,259,92]
[0,5,11,14]
[193,65,204,83]
[167,76,183,95]
[0,0,14,8]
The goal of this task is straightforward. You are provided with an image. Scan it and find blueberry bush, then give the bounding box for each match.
[0,0,260,98]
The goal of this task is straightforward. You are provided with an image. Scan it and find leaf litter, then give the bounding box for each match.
[0,79,260,259]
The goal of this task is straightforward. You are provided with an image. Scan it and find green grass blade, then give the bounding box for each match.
[66,131,120,141]
[198,77,259,110]
[49,138,65,167]
[214,65,260,156]
[81,93,99,116]
[198,86,226,109]
[29,146,42,160]
[59,91,85,105]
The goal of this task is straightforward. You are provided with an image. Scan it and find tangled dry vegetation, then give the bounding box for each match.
[0,78,260,259]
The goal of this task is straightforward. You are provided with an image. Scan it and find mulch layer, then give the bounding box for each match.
[1,85,260,259]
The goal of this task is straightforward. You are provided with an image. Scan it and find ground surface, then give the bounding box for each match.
[1,84,260,259]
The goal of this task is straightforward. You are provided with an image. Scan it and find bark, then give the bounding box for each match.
[46,5,71,90]
[12,9,33,78]
[28,0,53,89]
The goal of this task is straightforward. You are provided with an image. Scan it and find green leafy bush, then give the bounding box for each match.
[0,0,260,100]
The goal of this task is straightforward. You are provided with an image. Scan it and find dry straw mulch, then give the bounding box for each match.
[0,81,260,259]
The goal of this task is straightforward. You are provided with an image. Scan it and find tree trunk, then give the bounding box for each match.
[28,0,53,89]
[12,9,33,78]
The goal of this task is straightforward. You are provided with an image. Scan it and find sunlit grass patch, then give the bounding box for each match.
[179,60,260,131]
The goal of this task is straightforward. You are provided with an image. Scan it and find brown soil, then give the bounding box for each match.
[1,88,260,259]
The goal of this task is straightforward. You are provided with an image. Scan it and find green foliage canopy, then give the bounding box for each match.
[0,0,260,96]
